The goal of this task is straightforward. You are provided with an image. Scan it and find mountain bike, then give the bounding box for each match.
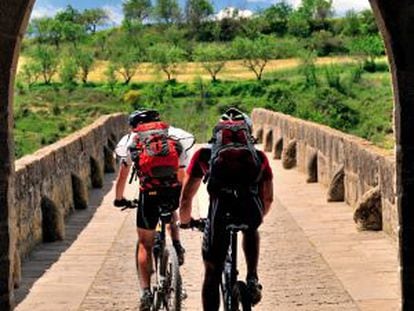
[186,218,252,311]
[126,201,183,311]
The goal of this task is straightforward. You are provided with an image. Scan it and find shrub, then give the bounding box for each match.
[265,84,296,115]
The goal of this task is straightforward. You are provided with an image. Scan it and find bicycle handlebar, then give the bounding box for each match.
[179,218,207,232]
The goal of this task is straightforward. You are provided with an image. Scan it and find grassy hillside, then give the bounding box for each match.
[14,59,394,159]
[17,56,357,83]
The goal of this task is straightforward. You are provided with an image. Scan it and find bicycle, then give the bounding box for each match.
[185,218,253,311]
[125,201,183,311]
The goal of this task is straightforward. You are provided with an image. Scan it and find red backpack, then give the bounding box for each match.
[207,120,262,191]
[132,121,181,187]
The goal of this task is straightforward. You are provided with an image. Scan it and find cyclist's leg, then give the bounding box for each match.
[136,191,159,290]
[202,260,222,311]
[240,195,264,305]
[137,228,156,289]
[201,198,229,311]
[242,229,260,280]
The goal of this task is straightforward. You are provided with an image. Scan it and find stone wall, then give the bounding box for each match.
[252,108,398,240]
[13,114,127,266]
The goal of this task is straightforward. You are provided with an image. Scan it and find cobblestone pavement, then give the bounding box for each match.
[15,149,399,311]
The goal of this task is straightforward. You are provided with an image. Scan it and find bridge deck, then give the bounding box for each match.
[15,150,399,311]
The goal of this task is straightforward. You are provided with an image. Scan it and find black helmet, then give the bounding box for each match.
[128,109,160,128]
[220,107,253,131]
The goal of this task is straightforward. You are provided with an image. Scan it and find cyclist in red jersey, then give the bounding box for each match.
[179,108,274,310]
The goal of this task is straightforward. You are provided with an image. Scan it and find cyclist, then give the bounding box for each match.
[113,109,195,311]
[179,108,274,310]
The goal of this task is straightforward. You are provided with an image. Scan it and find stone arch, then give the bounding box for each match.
[41,196,64,243]
[71,174,88,210]
[274,138,283,160]
[108,135,117,151]
[264,130,273,152]
[90,156,104,189]
[306,149,318,183]
[255,128,264,144]
[104,145,116,173]
[282,140,297,169]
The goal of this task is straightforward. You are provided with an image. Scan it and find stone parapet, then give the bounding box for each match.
[13,114,127,260]
[252,108,397,240]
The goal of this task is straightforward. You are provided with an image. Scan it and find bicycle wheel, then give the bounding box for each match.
[165,245,182,311]
[231,281,251,311]
[153,245,182,311]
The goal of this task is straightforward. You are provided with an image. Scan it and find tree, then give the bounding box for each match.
[300,0,333,21]
[341,10,361,36]
[232,36,276,81]
[20,62,42,87]
[287,11,311,38]
[104,63,118,93]
[113,49,141,84]
[81,8,109,34]
[193,43,229,82]
[55,5,82,24]
[123,0,152,23]
[28,17,64,48]
[32,46,59,84]
[347,35,385,71]
[154,0,182,24]
[61,22,86,48]
[262,1,293,36]
[149,44,185,81]
[185,0,214,28]
[74,49,95,84]
[60,57,79,86]
[359,9,378,35]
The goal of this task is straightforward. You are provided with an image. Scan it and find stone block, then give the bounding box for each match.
[273,137,283,160]
[327,165,345,202]
[354,186,382,231]
[306,147,318,183]
[282,140,296,169]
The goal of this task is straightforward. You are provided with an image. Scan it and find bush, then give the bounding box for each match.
[309,31,347,56]
[265,84,296,114]
[311,87,359,131]
[123,90,141,109]
[60,58,79,87]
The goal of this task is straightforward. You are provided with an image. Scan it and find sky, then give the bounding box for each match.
[31,0,371,24]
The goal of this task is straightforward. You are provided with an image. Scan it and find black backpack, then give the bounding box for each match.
[206,120,262,192]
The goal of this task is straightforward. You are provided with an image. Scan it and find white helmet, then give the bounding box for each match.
[220,107,253,132]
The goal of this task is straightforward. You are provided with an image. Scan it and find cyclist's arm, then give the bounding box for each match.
[179,174,202,224]
[260,179,273,216]
[115,162,131,200]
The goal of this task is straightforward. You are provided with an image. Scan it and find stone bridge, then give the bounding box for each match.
[9,111,400,311]
[3,0,414,309]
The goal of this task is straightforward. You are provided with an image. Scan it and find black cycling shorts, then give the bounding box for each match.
[136,186,182,230]
[202,192,264,266]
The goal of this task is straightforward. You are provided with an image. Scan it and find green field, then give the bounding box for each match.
[14,59,394,159]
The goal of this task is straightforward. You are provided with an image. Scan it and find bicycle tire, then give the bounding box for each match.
[232,281,252,311]
[165,245,182,311]
[153,245,182,311]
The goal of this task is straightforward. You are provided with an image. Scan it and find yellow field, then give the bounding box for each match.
[17,56,358,83]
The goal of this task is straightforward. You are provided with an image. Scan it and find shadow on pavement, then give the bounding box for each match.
[14,172,117,305]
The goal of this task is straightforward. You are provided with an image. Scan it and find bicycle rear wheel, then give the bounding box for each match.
[232,281,252,311]
[153,245,182,311]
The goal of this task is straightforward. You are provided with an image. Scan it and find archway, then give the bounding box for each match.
[0,0,413,309]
